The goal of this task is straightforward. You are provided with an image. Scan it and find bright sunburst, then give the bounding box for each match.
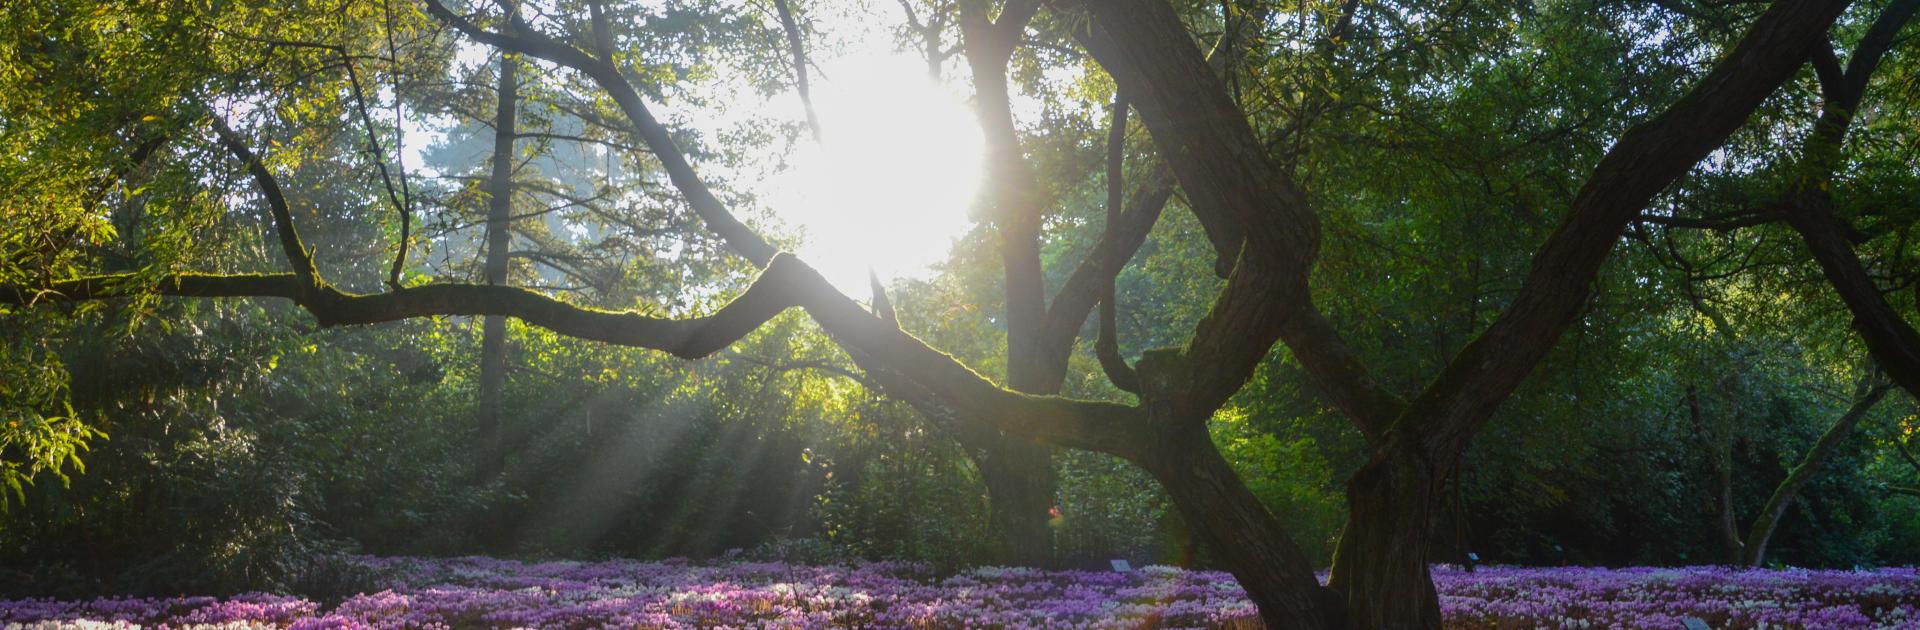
[767,51,984,295]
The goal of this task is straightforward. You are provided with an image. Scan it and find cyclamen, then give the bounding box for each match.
[3,558,1918,629]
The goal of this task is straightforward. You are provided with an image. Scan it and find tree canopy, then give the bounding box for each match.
[4,0,1920,628]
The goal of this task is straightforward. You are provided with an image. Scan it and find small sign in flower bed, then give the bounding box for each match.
[2,558,1917,629]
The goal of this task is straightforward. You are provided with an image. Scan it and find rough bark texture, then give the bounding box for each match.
[1330,441,1443,629]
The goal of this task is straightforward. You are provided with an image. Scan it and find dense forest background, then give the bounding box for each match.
[2,0,1919,612]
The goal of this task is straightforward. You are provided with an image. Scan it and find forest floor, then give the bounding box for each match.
[1,556,1917,628]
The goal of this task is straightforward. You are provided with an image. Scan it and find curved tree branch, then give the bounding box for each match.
[30,78,1154,464]
[0,254,1151,459]
[423,0,779,266]
[208,117,319,295]
[1092,92,1142,394]
[1066,0,1403,432]
[1775,0,1920,398]
[1404,0,1853,459]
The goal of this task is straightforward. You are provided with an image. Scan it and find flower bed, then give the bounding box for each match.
[2,558,1916,629]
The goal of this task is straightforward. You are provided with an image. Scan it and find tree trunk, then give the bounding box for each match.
[476,47,519,481]
[1740,381,1889,566]
[950,5,1062,567]
[974,431,1056,565]
[1687,384,1746,563]
[1715,439,1744,565]
[1141,420,1339,630]
[1328,444,1443,630]
[981,228,1058,567]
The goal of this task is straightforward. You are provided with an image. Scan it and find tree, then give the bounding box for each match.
[868,0,1182,565]
[476,23,522,481]
[1650,0,1920,566]
[0,1,1864,629]
[1736,376,1893,566]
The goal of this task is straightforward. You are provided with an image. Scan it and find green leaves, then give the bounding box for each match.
[0,410,103,507]
[0,337,100,509]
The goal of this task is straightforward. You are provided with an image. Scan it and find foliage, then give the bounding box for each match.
[1,0,1920,611]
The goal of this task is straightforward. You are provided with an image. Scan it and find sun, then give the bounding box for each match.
[766,51,984,296]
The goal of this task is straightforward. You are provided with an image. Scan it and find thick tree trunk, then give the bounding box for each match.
[974,432,1056,565]
[1141,421,1339,630]
[981,233,1058,566]
[950,4,1063,567]
[1328,445,1443,630]
[476,48,519,481]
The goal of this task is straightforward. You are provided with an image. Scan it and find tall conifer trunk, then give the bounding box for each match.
[476,45,519,481]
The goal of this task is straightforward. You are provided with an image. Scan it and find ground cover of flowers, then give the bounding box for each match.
[2,558,1917,629]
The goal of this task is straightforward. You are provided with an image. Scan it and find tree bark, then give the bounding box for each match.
[1140,419,1339,630]
[476,41,520,481]
[972,433,1056,565]
[958,0,1059,566]
[1329,443,1442,630]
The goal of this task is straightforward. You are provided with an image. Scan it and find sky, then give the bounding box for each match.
[404,1,989,298]
[759,47,984,295]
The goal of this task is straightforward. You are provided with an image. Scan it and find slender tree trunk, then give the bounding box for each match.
[1714,440,1744,564]
[953,10,1062,566]
[476,48,519,481]
[1686,384,1746,563]
[1740,381,1889,566]
[770,0,821,142]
